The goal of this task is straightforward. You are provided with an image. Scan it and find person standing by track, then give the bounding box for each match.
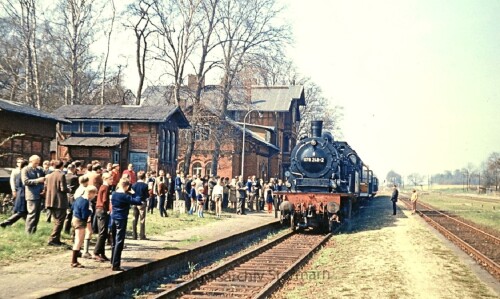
[110,178,143,271]
[410,189,419,214]
[391,184,399,215]
[237,176,247,215]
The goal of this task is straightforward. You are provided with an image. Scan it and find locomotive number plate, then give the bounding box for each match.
[303,157,325,163]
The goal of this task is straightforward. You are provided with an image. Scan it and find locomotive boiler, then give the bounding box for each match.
[277,120,376,232]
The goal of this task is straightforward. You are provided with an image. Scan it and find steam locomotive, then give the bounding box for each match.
[277,120,378,232]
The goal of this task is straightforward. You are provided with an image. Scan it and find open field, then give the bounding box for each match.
[0,208,223,266]
[414,193,500,232]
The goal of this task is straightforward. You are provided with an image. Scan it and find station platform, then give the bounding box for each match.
[0,211,278,298]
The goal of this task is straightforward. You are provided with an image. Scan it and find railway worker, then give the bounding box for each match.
[110,178,143,271]
[410,189,419,214]
[131,171,149,240]
[71,185,97,268]
[391,184,399,215]
[237,176,247,215]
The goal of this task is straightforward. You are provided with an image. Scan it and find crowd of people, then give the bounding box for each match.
[1,156,287,270]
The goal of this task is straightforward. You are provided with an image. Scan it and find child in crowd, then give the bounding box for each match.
[197,187,205,218]
[188,185,197,215]
[71,185,97,268]
[265,183,274,213]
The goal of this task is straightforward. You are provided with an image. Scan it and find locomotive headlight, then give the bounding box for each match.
[311,139,317,146]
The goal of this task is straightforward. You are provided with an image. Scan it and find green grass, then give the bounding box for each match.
[418,193,500,232]
[0,207,226,266]
[0,213,72,266]
[126,208,225,237]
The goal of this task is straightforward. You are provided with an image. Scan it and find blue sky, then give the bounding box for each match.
[286,0,500,179]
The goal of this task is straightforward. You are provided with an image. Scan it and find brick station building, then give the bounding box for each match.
[54,105,189,174]
[0,98,68,167]
[142,83,305,179]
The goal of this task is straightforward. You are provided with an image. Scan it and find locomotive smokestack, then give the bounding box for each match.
[311,120,323,138]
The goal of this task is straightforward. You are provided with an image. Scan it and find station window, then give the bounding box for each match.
[192,162,202,177]
[205,162,212,177]
[61,122,80,133]
[103,122,120,133]
[82,122,99,133]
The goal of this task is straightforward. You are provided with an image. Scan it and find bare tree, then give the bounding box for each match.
[182,0,222,175]
[296,79,343,139]
[151,0,200,105]
[0,16,24,102]
[2,0,41,108]
[210,0,291,176]
[48,0,103,104]
[407,173,424,188]
[485,152,500,191]
[100,0,115,105]
[125,0,154,105]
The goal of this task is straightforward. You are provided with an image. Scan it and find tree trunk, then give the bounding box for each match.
[183,128,195,175]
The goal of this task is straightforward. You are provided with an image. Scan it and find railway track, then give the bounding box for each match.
[400,196,500,280]
[151,231,331,298]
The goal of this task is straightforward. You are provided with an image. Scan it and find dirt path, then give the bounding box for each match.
[0,212,276,299]
[275,196,499,299]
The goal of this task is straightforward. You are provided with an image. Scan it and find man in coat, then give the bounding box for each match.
[391,184,399,215]
[45,160,70,245]
[22,155,45,234]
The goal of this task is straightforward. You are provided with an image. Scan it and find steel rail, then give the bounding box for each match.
[417,209,500,279]
[414,199,500,245]
[399,196,500,279]
[152,231,332,298]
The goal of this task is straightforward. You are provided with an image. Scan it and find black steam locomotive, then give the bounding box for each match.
[277,120,378,232]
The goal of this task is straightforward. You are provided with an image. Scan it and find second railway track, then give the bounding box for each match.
[152,231,331,299]
[400,196,500,280]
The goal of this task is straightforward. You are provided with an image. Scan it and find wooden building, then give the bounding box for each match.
[54,105,189,174]
[0,98,68,168]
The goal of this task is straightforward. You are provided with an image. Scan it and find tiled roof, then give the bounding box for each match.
[53,104,190,127]
[59,136,128,147]
[228,85,305,112]
[0,98,69,122]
